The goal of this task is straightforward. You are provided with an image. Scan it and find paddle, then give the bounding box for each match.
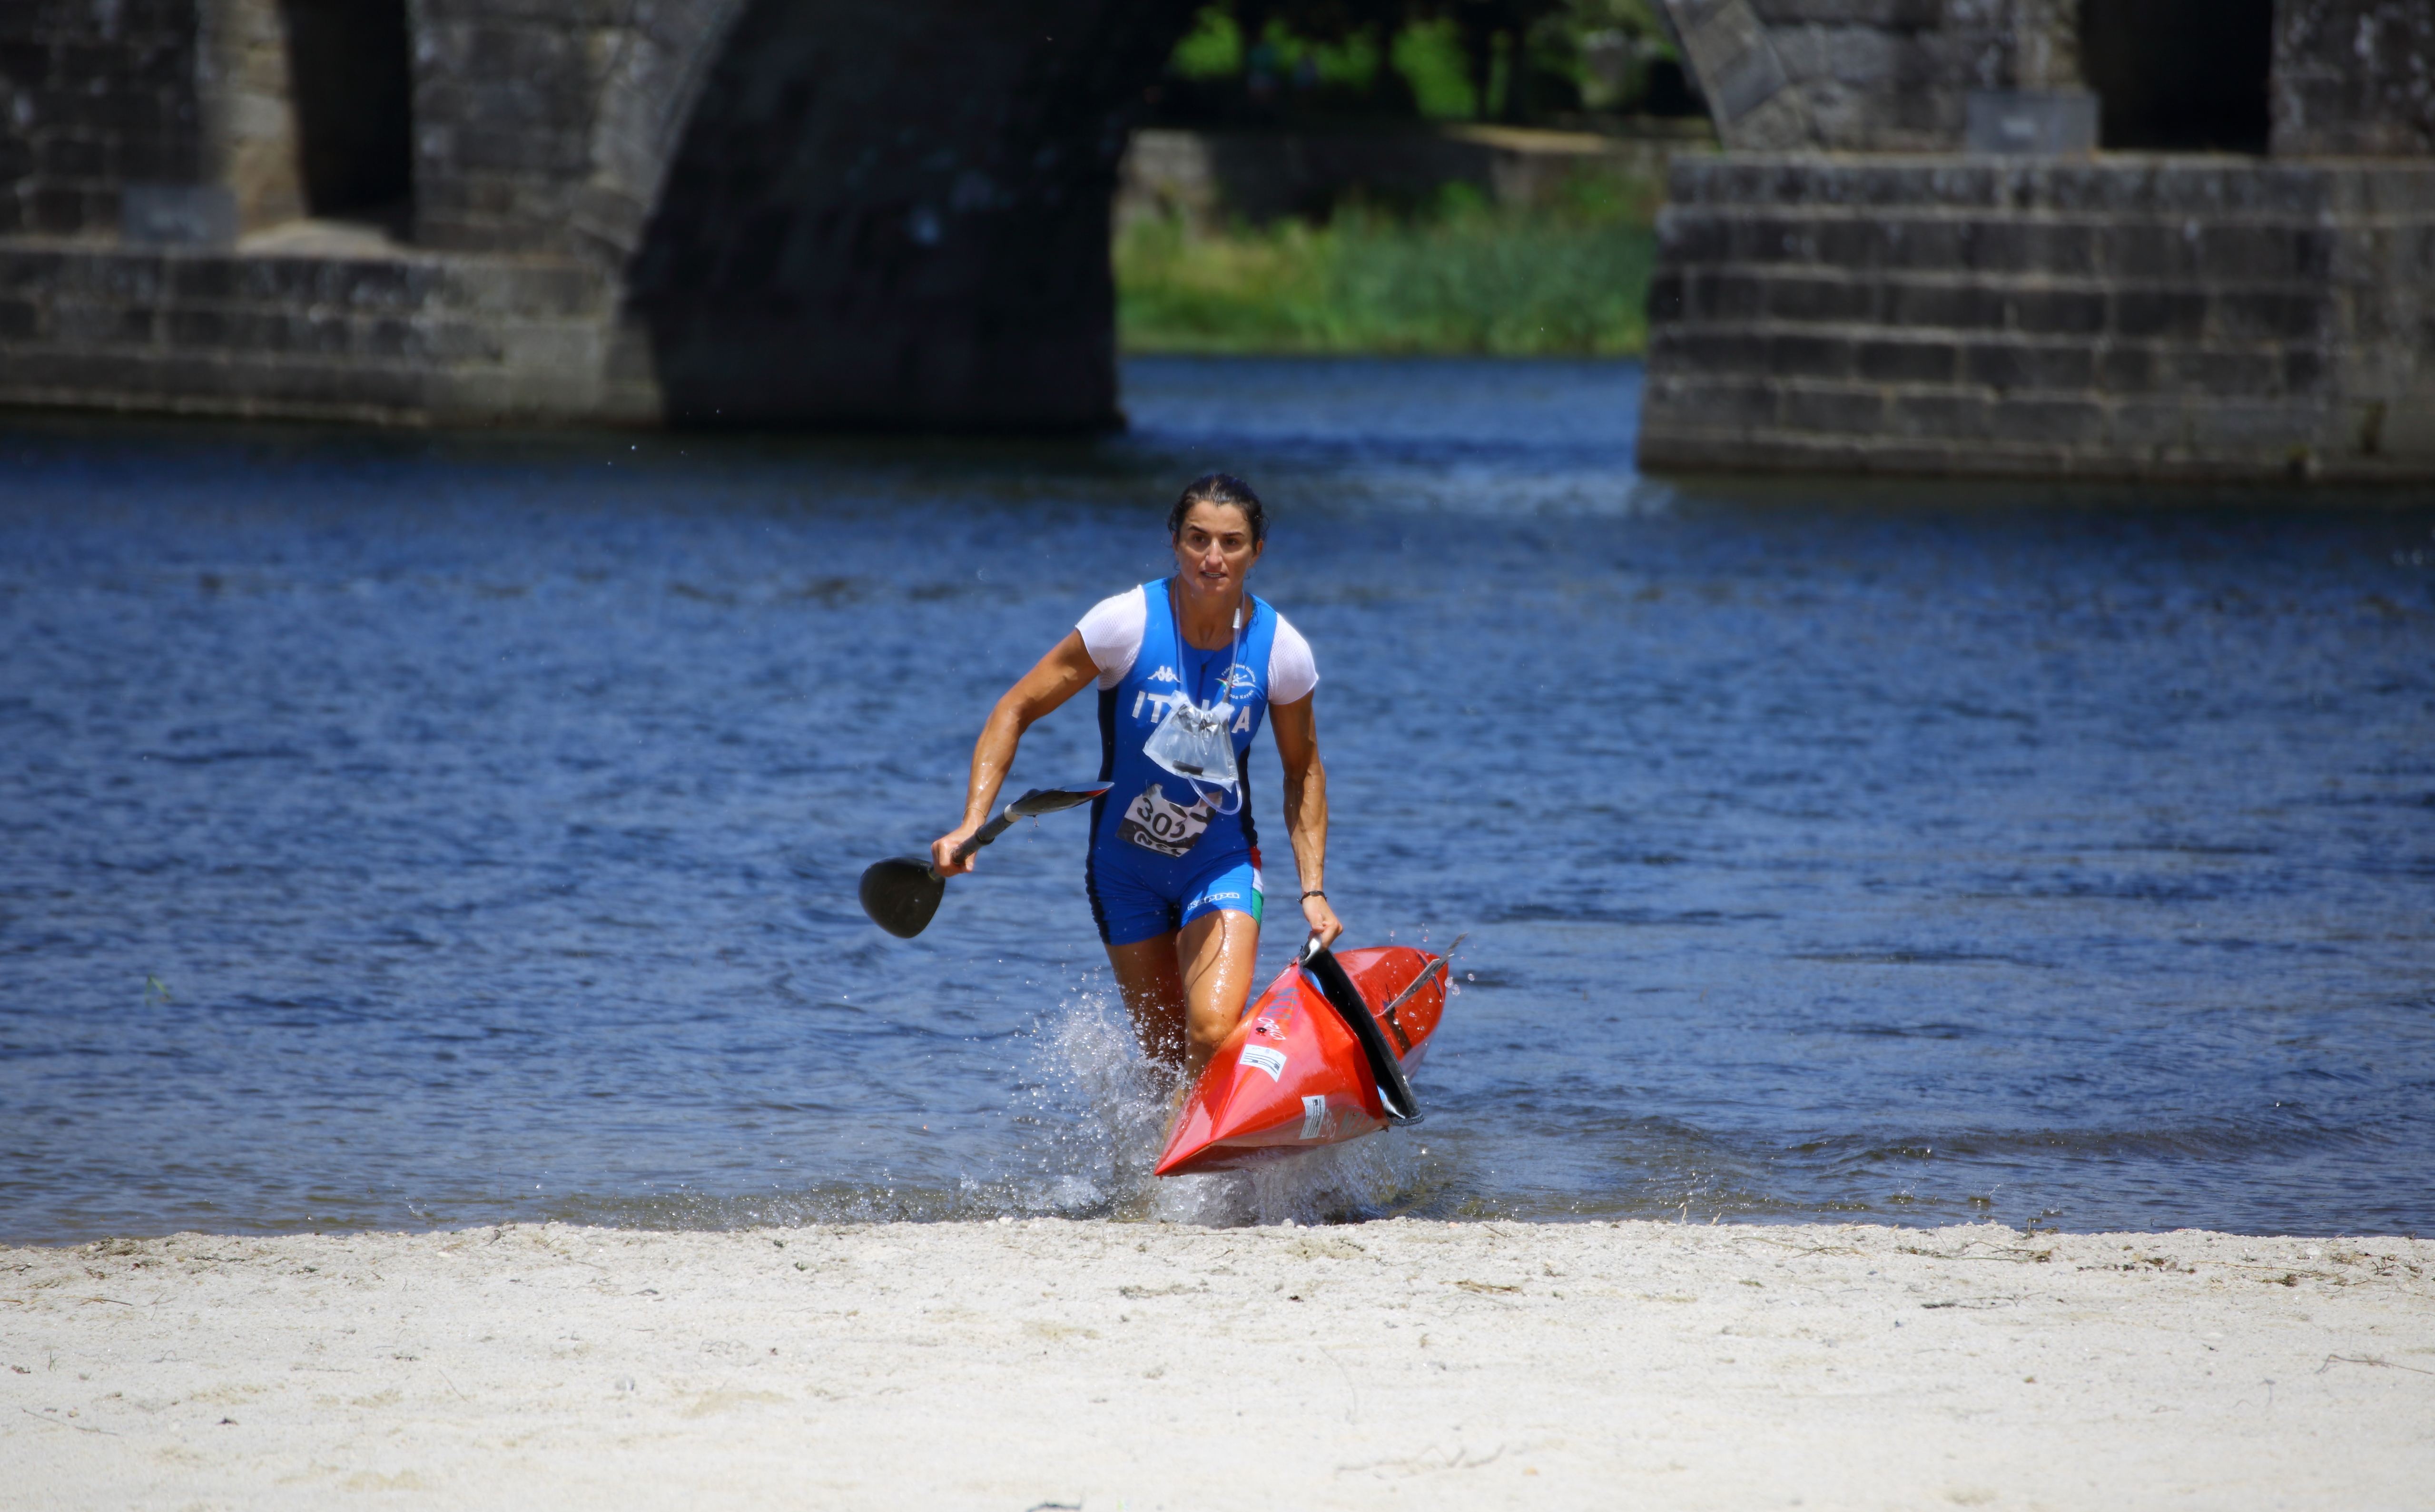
[857,783,1111,939]
[1298,936,1424,1125]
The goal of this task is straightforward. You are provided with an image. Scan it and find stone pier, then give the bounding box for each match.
[0,229,623,425]
[1641,0,2435,481]
[1639,154,2435,480]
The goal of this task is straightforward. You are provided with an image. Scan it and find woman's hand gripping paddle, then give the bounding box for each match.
[858,784,1110,939]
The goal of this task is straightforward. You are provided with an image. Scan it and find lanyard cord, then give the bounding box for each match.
[1166,578,1249,813]
[1168,577,1248,707]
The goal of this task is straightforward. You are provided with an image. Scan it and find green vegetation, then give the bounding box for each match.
[1152,0,1684,125]
[1115,181,1660,357]
[1169,7,1483,118]
[1127,2,1691,357]
[1391,19,1481,119]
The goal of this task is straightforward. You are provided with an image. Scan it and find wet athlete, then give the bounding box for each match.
[930,473,1339,1080]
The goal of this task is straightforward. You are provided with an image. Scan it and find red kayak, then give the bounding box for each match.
[1153,943,1448,1178]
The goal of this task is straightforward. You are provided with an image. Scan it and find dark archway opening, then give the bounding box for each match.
[2079,0,2274,153]
[626,0,1199,430]
[281,0,415,226]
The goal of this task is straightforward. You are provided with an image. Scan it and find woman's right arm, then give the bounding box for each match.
[929,629,1103,875]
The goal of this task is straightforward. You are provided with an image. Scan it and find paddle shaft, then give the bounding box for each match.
[944,809,1017,869]
[1375,960,1443,1053]
[933,782,1112,874]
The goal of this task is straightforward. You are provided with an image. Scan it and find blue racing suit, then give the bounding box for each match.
[1084,579,1281,946]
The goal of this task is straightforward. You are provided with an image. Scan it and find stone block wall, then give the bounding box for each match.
[2274,0,2435,156]
[408,0,687,258]
[1639,154,2435,479]
[0,0,205,236]
[0,235,623,422]
[1659,0,2079,152]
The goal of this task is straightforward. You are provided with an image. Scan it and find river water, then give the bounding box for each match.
[4,358,2431,1245]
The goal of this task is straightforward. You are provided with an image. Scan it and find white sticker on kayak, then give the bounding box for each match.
[1301,1095,1327,1139]
[1240,1045,1287,1080]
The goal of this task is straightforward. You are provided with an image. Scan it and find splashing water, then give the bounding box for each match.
[1004,981,1178,1217]
[462,970,1451,1235]
[1006,982,1442,1228]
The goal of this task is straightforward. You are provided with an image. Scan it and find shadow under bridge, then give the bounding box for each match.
[619,0,1196,430]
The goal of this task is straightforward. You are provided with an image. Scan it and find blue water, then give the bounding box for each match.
[3,357,2432,1244]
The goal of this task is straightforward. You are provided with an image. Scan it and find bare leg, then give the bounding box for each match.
[1105,933,1189,1071]
[1104,908,1263,1081]
[1176,908,1262,1079]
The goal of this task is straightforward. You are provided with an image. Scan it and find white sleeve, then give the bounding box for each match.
[1075,586,1146,690]
[1267,612,1318,705]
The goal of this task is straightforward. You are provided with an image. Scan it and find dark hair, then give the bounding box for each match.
[1169,473,1267,546]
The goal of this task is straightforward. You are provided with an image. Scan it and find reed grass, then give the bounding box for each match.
[1114,186,1659,357]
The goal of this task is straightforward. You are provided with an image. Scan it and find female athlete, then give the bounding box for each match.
[929,473,1340,1081]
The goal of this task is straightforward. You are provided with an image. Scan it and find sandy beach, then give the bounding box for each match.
[5,1219,2429,1509]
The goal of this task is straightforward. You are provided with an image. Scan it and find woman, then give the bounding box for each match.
[930,473,1340,1081]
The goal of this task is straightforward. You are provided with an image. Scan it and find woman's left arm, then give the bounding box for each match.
[1271,693,1341,948]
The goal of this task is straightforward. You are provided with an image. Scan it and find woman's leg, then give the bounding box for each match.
[1105,933,1188,1070]
[1175,908,1262,1079]
[1104,907,1261,1080]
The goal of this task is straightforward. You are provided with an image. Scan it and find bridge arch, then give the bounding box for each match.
[612,0,1196,428]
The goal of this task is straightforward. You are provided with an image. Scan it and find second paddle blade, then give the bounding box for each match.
[1004,783,1109,818]
[858,855,946,939]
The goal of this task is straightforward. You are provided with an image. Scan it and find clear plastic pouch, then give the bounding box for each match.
[1145,585,1249,812]
[1143,695,1241,808]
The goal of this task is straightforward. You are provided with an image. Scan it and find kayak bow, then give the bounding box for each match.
[1153,942,1448,1178]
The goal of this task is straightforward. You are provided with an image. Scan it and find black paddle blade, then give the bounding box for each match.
[1300,941,1424,1125]
[859,856,946,939]
[1005,782,1111,818]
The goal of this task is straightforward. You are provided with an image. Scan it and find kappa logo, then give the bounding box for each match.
[1147,665,1181,685]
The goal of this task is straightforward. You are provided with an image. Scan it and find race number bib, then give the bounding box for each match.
[1119,782,1213,858]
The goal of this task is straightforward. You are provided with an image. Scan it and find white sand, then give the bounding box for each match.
[5,1219,2430,1509]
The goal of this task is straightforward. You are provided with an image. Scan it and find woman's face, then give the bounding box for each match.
[1172,502,1262,599]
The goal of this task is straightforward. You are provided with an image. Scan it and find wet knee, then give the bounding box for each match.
[1185,1011,1235,1060]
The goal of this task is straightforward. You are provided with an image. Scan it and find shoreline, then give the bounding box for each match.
[9,1218,2430,1508]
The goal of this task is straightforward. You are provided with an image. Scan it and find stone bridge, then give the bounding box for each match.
[0,0,1194,427]
[6,0,2433,476]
